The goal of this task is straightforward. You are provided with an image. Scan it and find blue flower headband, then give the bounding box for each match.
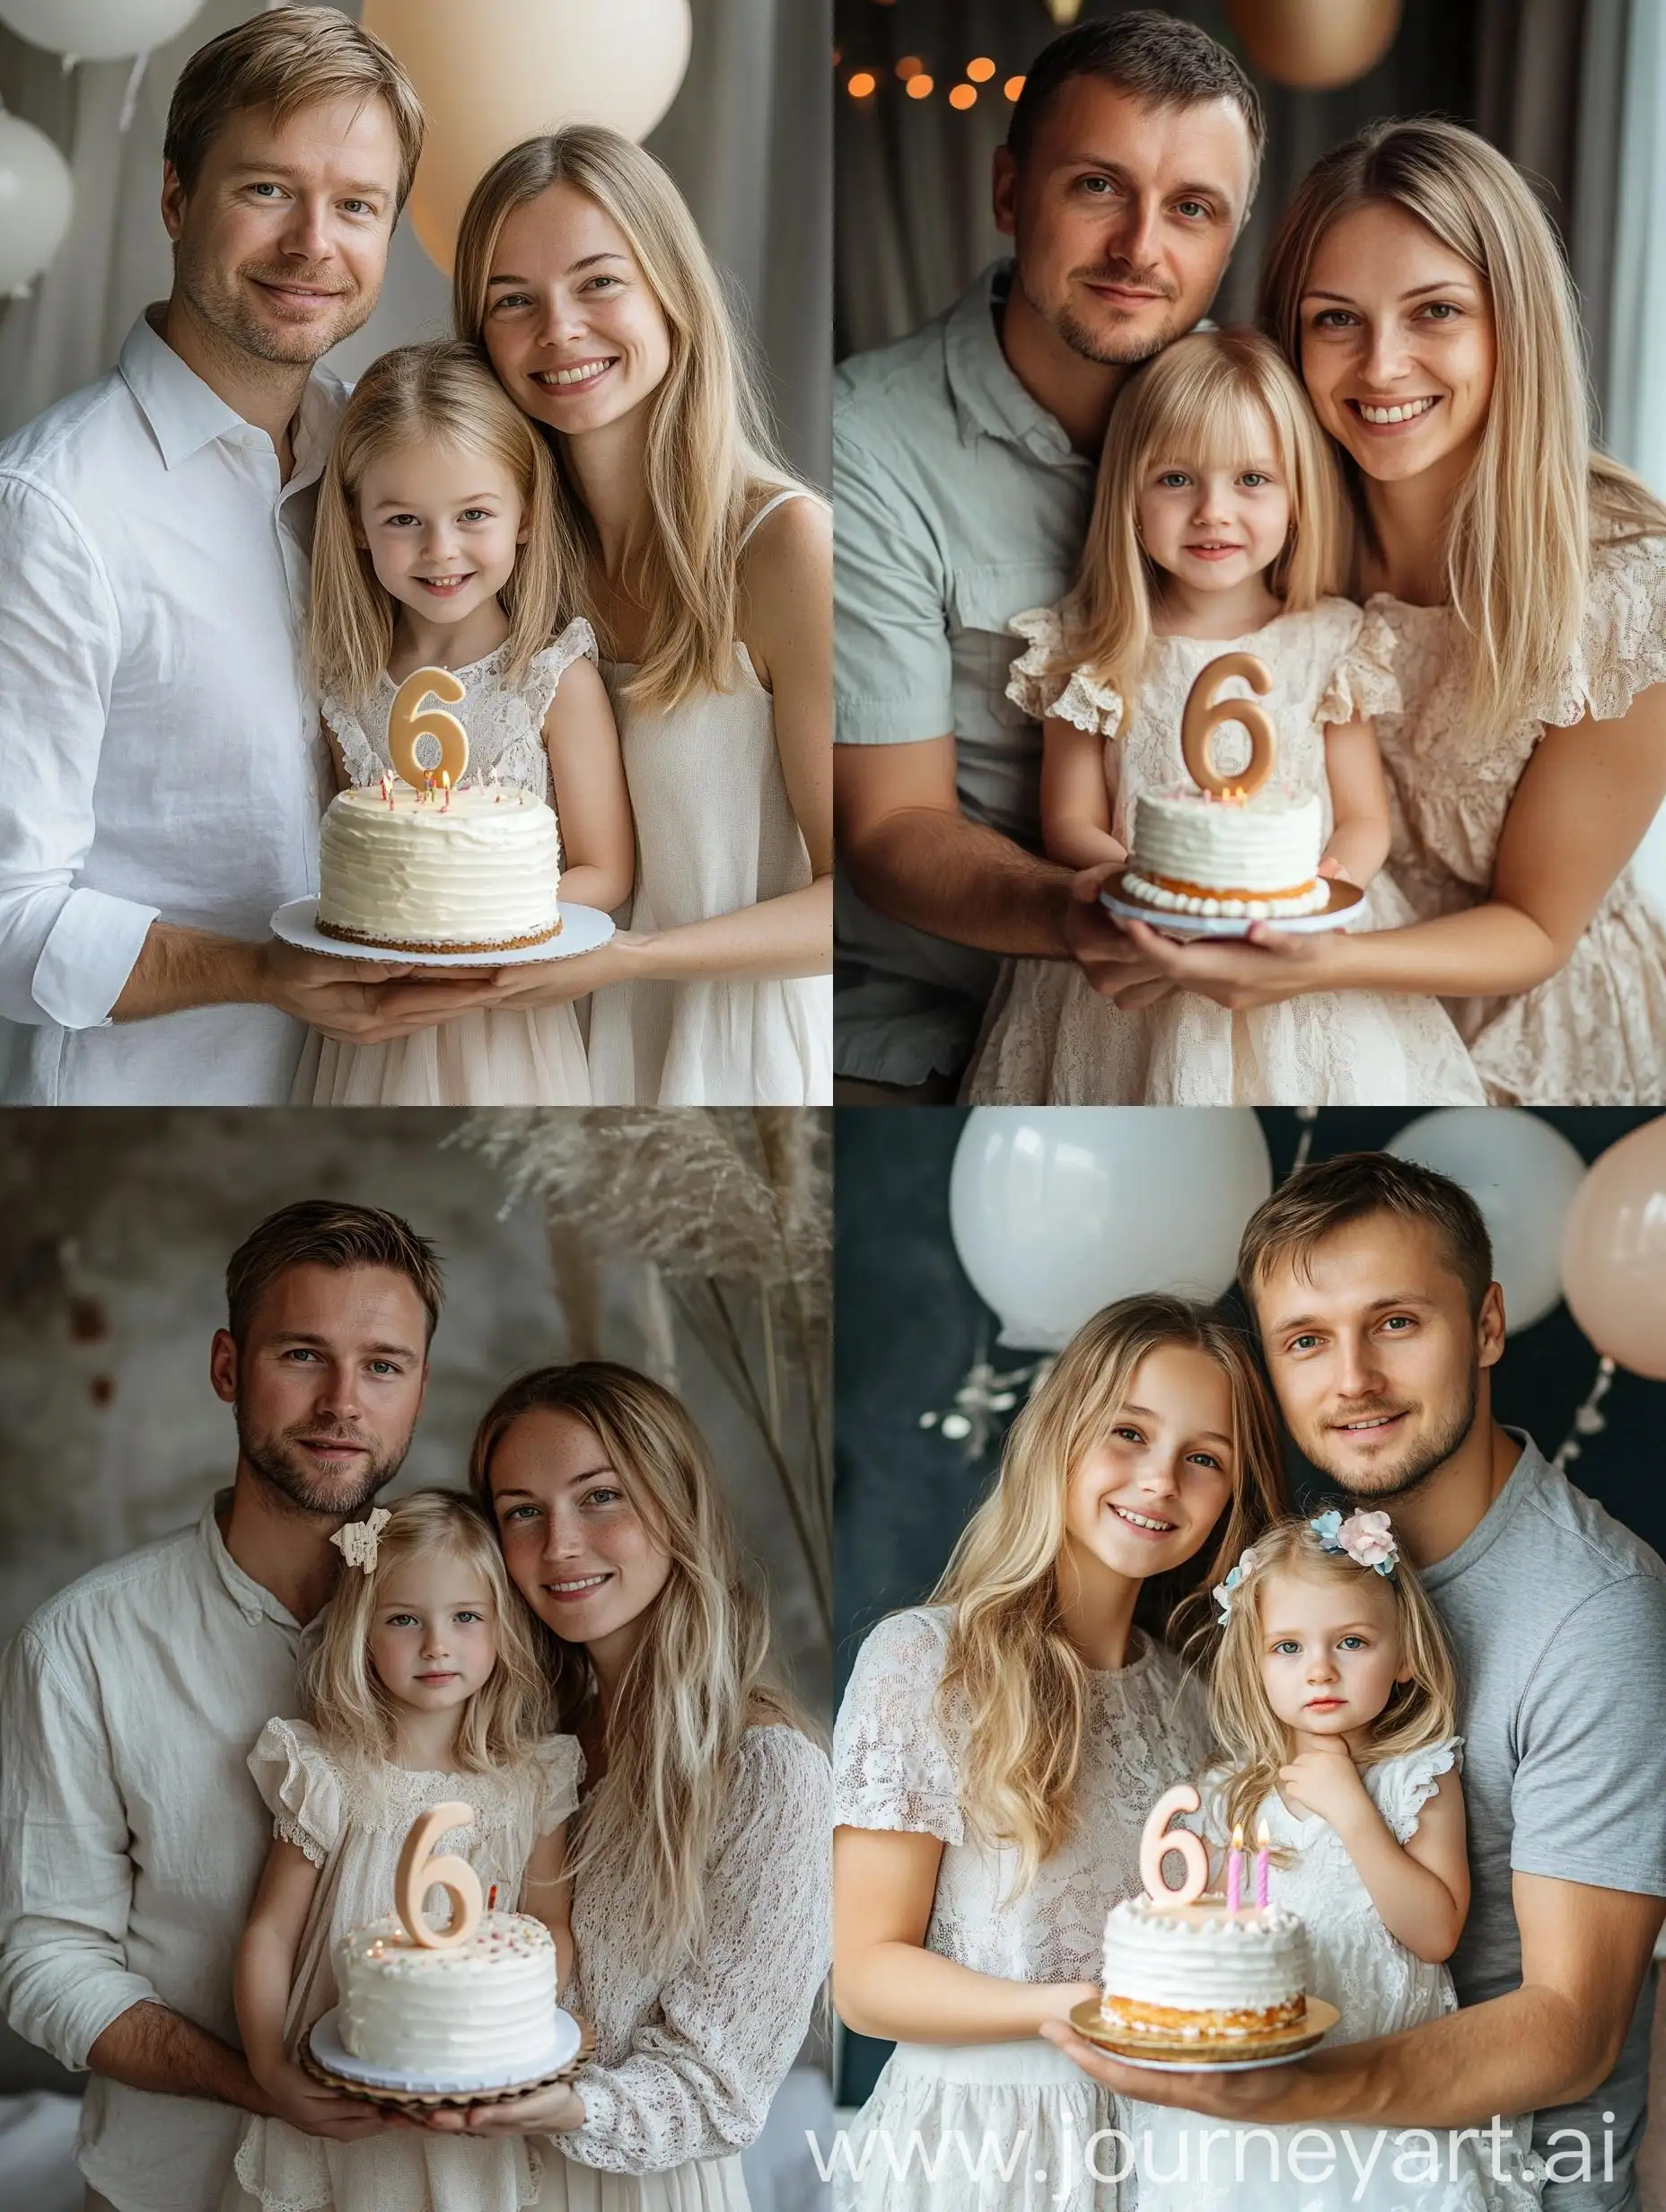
[1214,1508,1399,1624]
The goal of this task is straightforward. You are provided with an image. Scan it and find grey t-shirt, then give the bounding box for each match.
[1422,1432,1666,2211]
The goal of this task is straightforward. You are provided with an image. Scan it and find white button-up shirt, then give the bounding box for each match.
[0,312,344,1103]
[0,1496,304,2212]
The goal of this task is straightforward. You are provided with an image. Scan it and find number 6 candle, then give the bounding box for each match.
[1137,1783,1209,1907]
[394,1800,483,1950]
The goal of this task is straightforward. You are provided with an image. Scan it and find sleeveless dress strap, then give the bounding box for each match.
[737,487,811,553]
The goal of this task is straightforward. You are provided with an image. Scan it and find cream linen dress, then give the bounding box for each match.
[585,492,832,1106]
[1368,532,1666,1102]
[968,599,1485,1106]
[300,620,600,1106]
[533,1724,832,2212]
[831,1607,1213,2212]
[1135,1742,1545,2212]
[227,1717,583,2212]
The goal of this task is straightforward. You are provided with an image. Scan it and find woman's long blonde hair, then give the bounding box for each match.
[303,1488,551,1778]
[469,1362,807,1982]
[1210,1512,1458,1854]
[453,126,802,712]
[1260,117,1666,740]
[309,340,568,710]
[929,1295,1288,1897]
[1048,329,1346,729]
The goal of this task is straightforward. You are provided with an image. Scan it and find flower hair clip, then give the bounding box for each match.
[330,1506,390,1576]
[1310,1506,1398,1576]
[1212,1543,1263,1624]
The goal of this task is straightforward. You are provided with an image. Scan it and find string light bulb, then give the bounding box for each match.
[906,73,934,99]
[1004,75,1026,101]
[967,57,995,82]
[949,83,977,108]
[846,70,875,98]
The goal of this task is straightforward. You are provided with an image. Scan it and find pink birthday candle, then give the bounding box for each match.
[1255,1820,1269,1909]
[1226,1821,1243,1913]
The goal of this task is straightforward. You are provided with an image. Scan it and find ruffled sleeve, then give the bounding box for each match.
[832,1607,964,1843]
[1006,607,1126,736]
[523,618,601,728]
[1317,601,1402,726]
[1370,1734,1463,1845]
[246,1717,344,1868]
[319,690,385,791]
[531,1732,584,1835]
[1536,531,1666,727]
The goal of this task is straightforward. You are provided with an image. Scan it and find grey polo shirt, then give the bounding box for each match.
[833,261,1095,1084]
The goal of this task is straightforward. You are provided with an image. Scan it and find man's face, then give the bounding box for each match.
[995,79,1253,368]
[210,1263,429,1518]
[1251,1212,1504,1501]
[162,93,401,369]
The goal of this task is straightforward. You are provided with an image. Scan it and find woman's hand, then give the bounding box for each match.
[1035,1979,1100,2027]
[1106,918,1333,1012]
[415,2079,585,2136]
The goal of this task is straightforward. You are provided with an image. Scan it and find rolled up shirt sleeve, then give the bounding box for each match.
[0,473,158,1028]
[0,1623,158,2068]
[834,413,954,747]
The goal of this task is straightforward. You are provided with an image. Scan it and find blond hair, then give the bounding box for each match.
[1260,118,1666,741]
[1049,329,1345,728]
[309,341,569,710]
[1210,1513,1458,1853]
[928,1295,1288,1895]
[303,1489,550,1779]
[470,1363,809,1982]
[164,5,424,208]
[452,127,802,712]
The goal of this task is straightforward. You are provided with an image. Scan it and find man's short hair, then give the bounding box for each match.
[1007,9,1266,185]
[164,5,425,210]
[225,1200,443,1347]
[1238,1152,1495,1319]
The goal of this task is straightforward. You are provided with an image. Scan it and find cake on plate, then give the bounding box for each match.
[316,784,563,954]
[335,1909,559,2074]
[1100,1893,1308,2041]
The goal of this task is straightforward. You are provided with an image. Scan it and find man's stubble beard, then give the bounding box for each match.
[235,1409,411,1520]
[172,235,374,370]
[1297,1361,1481,1505]
[1017,263,1181,369]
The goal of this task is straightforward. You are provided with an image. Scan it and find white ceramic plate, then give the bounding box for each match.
[271,897,614,969]
[307,2003,583,2095]
[1100,869,1364,940]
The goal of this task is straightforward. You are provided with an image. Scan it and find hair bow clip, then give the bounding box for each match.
[330,1505,390,1576]
[1311,1506,1398,1576]
[1212,1542,1262,1624]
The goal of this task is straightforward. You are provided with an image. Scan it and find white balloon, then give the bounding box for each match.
[0,0,204,63]
[0,112,73,295]
[1385,1109,1587,1332]
[949,1109,1274,1349]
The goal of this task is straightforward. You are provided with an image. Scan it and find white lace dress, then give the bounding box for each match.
[226,1717,583,2212]
[967,599,1486,1106]
[832,1606,1213,2212]
[1369,532,1666,1103]
[1135,1740,1544,2212]
[533,1724,831,2212]
[300,621,600,1106]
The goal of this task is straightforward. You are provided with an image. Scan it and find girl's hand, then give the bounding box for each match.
[1035,1980,1100,2028]
[1279,1745,1371,1831]
[416,2078,585,2136]
[259,2058,390,2141]
[478,935,638,1013]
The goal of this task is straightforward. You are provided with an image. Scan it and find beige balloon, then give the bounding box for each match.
[1225,0,1402,89]
[364,0,693,276]
[1561,1117,1666,1381]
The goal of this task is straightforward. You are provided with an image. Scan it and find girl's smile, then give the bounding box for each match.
[1064,1342,1235,1585]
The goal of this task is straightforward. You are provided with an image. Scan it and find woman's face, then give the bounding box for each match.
[1062,1343,1236,1588]
[487,1405,673,1658]
[1297,200,1496,490]
[479,182,673,441]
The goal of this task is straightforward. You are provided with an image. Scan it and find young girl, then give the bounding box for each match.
[232,1490,583,2212]
[1135,1507,1543,2212]
[832,1295,1288,2212]
[967,328,1484,1108]
[303,341,636,1107]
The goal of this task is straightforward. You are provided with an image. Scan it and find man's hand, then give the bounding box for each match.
[1039,2017,1355,2123]
[1279,1744,1372,1830]
[256,2058,390,2142]
[1061,866,1178,1004]
[255,942,500,1043]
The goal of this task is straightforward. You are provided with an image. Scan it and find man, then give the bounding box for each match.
[1046,1151,1666,2210]
[833,11,1263,1099]
[0,9,487,1104]
[0,1201,443,2211]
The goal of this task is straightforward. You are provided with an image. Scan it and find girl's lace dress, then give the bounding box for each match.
[831,1606,1213,2212]
[967,599,1486,1106]
[1134,1741,1545,2212]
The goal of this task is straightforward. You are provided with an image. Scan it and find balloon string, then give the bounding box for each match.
[119,52,149,136]
[1552,1356,1617,1473]
[1288,1106,1318,1179]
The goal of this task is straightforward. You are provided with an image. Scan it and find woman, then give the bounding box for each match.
[832,1295,1288,2212]
[1087,119,1666,1104]
[423,1361,830,2210]
[452,127,832,1107]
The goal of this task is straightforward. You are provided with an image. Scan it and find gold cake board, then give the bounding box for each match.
[302,2014,594,2111]
[1069,1995,1339,2067]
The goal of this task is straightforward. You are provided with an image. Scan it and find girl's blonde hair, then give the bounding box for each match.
[1051,328,1345,728]
[452,126,802,713]
[469,1362,809,1982]
[1210,1511,1458,1852]
[309,340,568,710]
[1260,117,1666,742]
[929,1294,1289,1896]
[303,1488,550,1777]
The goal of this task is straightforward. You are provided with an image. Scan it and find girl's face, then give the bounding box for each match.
[1253,1565,1410,1742]
[1136,428,1291,601]
[1062,1344,1236,1587]
[487,1406,674,1661]
[481,183,673,442]
[1298,200,1496,489]
[368,1548,500,1719]
[356,437,527,630]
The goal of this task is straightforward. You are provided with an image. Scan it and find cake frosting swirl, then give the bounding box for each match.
[317,785,562,953]
[336,1909,558,2074]
[1100,1895,1307,2040]
[1124,786,1329,919]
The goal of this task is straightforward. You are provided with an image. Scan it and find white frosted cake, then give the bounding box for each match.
[1123,786,1329,919]
[336,1909,558,2074]
[316,785,562,954]
[1100,1895,1308,2041]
